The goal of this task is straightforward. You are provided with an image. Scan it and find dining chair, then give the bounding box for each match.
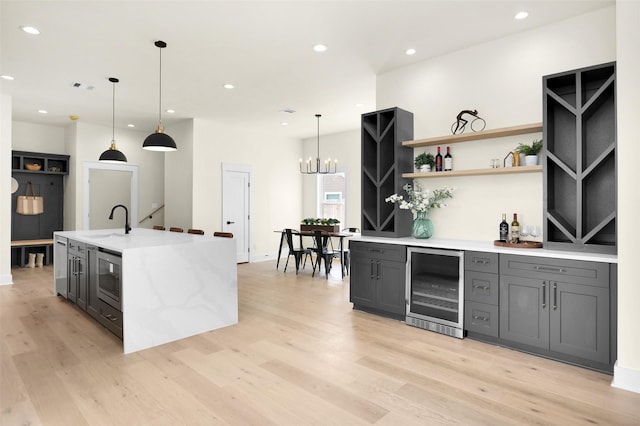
[340,227,360,275]
[152,225,165,231]
[169,227,183,233]
[187,228,205,235]
[311,230,338,278]
[283,229,313,274]
[213,232,233,238]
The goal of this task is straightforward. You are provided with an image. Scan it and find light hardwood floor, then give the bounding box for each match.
[2,262,640,425]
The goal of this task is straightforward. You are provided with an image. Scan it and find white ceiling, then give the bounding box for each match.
[1,1,613,139]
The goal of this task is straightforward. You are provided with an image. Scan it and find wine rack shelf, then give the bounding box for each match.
[402,122,543,148]
[403,165,542,179]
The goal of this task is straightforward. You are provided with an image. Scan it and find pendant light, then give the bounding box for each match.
[299,114,337,174]
[99,77,128,162]
[143,40,177,151]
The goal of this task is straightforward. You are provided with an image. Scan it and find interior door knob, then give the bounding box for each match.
[226,221,234,224]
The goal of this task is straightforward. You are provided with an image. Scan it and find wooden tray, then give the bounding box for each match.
[494,240,542,249]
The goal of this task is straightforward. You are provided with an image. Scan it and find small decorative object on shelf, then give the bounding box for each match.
[414,152,434,172]
[385,182,454,239]
[451,109,486,135]
[516,139,543,166]
[25,163,41,171]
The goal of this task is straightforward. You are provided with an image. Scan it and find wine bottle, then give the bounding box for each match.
[499,213,509,242]
[444,146,452,171]
[435,146,443,172]
[511,213,520,243]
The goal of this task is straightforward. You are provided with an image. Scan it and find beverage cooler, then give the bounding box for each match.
[406,247,464,338]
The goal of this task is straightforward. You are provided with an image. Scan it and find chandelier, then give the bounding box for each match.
[300,114,337,174]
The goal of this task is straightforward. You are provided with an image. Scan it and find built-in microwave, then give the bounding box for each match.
[96,249,122,311]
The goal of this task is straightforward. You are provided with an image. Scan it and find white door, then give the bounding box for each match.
[222,164,251,263]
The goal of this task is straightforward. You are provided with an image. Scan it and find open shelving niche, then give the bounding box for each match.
[401,122,543,179]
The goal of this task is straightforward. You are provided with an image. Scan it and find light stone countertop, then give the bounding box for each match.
[351,235,618,264]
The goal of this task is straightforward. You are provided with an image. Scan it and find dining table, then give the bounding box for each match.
[275,229,354,278]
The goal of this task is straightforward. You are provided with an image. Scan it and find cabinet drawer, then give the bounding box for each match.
[465,271,498,305]
[500,254,609,287]
[465,301,498,337]
[350,241,406,263]
[68,239,86,257]
[97,300,123,338]
[465,251,499,274]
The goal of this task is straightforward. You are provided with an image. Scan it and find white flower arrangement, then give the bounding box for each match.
[385,182,455,215]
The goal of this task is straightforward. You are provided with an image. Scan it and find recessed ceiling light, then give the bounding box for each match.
[281,122,289,126]
[515,11,529,20]
[355,103,364,108]
[127,124,135,128]
[313,44,327,52]
[37,109,48,114]
[20,26,40,35]
[1,75,15,80]
[166,109,175,114]
[405,48,416,55]
[223,83,235,89]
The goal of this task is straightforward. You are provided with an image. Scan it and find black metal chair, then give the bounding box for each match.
[283,229,313,274]
[339,227,360,275]
[311,230,338,278]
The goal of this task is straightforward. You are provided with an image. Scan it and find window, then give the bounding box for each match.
[317,172,346,226]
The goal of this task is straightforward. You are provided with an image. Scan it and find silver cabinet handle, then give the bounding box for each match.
[472,315,489,322]
[535,266,566,273]
[542,281,546,308]
[472,259,489,265]
[370,261,375,279]
[473,285,490,290]
[553,282,558,310]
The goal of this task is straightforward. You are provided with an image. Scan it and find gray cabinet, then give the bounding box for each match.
[86,246,100,321]
[464,251,499,338]
[500,254,611,366]
[350,241,406,319]
[67,239,88,310]
[54,236,68,297]
[361,107,413,237]
[543,62,616,254]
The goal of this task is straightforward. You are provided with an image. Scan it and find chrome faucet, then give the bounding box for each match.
[108,204,131,234]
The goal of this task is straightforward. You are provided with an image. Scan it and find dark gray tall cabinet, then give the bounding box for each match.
[361,107,413,237]
[543,62,616,254]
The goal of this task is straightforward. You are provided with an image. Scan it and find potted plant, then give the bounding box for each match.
[414,152,435,172]
[516,139,543,166]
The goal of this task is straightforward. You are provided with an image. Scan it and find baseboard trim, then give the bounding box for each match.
[612,361,640,394]
[0,273,14,286]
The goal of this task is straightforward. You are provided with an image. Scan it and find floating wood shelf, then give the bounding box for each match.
[402,122,543,148]
[403,165,542,179]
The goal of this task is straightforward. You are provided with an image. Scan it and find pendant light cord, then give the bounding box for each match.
[316,114,321,160]
[158,45,163,127]
[112,80,116,142]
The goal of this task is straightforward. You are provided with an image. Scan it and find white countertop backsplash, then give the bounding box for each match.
[351,236,618,263]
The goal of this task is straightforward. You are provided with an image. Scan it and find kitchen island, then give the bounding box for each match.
[54,228,237,354]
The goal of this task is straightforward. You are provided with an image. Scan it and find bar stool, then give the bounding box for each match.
[169,227,183,233]
[213,232,233,238]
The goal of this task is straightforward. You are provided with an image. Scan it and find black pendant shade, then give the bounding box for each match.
[143,40,177,151]
[99,77,128,163]
[143,130,177,151]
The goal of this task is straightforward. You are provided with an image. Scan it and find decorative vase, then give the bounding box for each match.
[418,165,431,173]
[525,155,538,166]
[411,211,433,239]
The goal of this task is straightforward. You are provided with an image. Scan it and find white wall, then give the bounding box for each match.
[0,95,12,285]
[12,121,65,154]
[613,0,640,393]
[191,118,302,259]
[163,119,193,231]
[376,6,615,241]
[301,128,361,229]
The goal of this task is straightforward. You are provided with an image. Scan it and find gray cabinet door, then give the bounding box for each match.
[350,255,376,308]
[499,275,549,349]
[86,247,100,320]
[76,256,88,311]
[550,281,610,364]
[376,259,406,316]
[67,256,77,303]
